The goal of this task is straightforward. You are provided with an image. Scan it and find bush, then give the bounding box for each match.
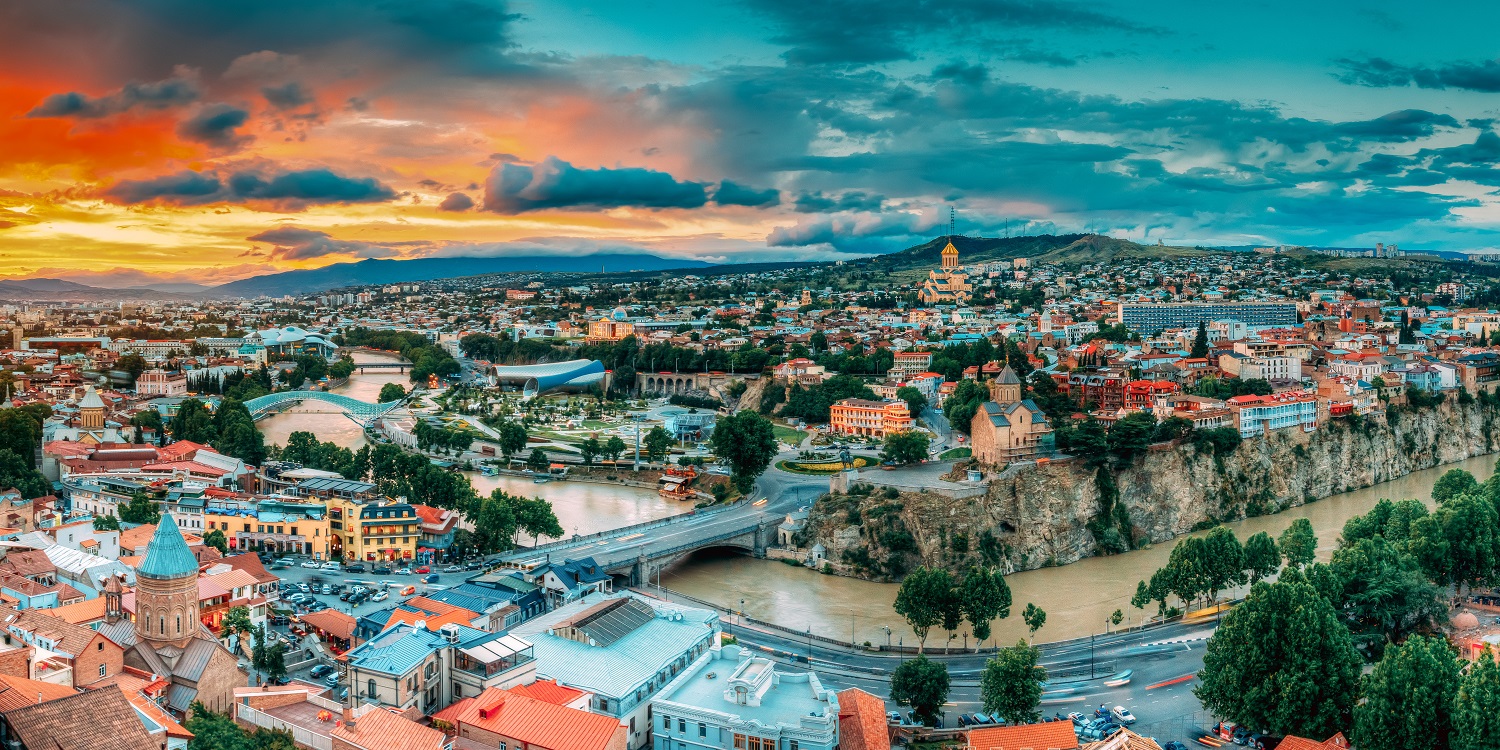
[669,394,722,409]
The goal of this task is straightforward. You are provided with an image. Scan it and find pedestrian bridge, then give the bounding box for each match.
[244,391,403,424]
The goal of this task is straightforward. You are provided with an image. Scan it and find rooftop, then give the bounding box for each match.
[656,645,837,733]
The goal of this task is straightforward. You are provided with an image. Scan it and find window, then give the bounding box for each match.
[98,664,106,678]
[677,719,685,734]
[159,616,164,633]
[97,642,102,651]
[176,616,180,633]
[243,523,250,532]
[699,723,706,738]
[789,742,798,750]
[291,527,298,536]
[368,679,376,698]
[662,715,670,731]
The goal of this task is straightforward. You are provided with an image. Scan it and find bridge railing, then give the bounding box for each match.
[606,522,764,570]
[498,498,748,565]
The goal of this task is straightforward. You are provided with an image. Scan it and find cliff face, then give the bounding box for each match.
[804,399,1499,578]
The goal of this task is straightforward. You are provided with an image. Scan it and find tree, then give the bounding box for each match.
[1130,580,1151,612]
[119,491,161,525]
[221,605,253,638]
[1022,603,1046,642]
[1410,492,1500,592]
[881,430,931,466]
[894,567,955,653]
[470,491,519,554]
[1195,580,1361,739]
[1190,321,1209,359]
[1432,468,1479,504]
[130,409,164,443]
[889,656,949,727]
[169,398,217,443]
[579,436,600,466]
[204,529,228,554]
[93,514,120,531]
[1455,648,1500,750]
[0,451,47,499]
[1353,634,1460,750]
[960,567,1012,647]
[1279,518,1317,568]
[117,353,148,384]
[1107,411,1157,462]
[0,408,43,460]
[507,495,563,546]
[708,410,778,487]
[603,435,628,462]
[980,641,1047,725]
[1326,535,1445,647]
[643,426,674,463]
[378,382,407,403]
[1242,531,1281,584]
[497,421,528,460]
[263,641,287,684]
[942,379,988,433]
[895,386,928,417]
[525,448,549,473]
[1110,609,1123,629]
[1202,526,1246,603]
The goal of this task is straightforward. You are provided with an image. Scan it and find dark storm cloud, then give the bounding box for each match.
[106,167,395,207]
[248,226,397,261]
[438,192,475,211]
[26,71,199,118]
[746,0,1161,66]
[176,103,252,148]
[1335,57,1500,92]
[712,181,780,207]
[792,191,885,213]
[261,81,314,109]
[482,157,708,213]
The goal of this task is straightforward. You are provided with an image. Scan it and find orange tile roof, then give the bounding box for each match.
[35,596,107,625]
[445,687,624,750]
[331,707,447,750]
[1275,734,1349,750]
[509,678,585,706]
[837,688,891,750]
[300,609,358,640]
[0,674,78,711]
[155,441,210,462]
[968,721,1080,750]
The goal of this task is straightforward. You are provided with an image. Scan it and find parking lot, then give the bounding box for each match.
[257,554,492,694]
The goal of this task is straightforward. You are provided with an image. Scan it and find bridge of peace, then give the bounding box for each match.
[243,390,404,424]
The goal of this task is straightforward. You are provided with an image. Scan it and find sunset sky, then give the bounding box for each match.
[4,1,1500,286]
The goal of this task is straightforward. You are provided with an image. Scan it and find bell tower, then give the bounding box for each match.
[134,515,201,649]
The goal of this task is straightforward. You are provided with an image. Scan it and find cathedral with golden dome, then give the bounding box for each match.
[918,237,972,304]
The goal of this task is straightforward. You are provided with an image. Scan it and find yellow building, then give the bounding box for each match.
[204,500,333,559]
[587,319,635,342]
[327,498,420,563]
[918,239,972,304]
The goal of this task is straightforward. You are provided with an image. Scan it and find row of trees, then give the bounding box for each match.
[169,398,268,466]
[892,565,1021,651]
[412,420,476,455]
[0,405,51,498]
[891,639,1049,727]
[1132,524,1298,618]
[341,327,459,384]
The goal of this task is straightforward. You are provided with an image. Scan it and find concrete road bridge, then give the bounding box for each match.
[244,391,403,425]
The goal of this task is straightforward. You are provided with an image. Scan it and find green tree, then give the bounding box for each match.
[959,567,1012,647]
[1130,580,1151,612]
[130,409,164,443]
[579,436,600,466]
[1195,580,1361,739]
[708,410,778,488]
[1326,535,1445,647]
[889,656,949,727]
[471,490,519,554]
[894,566,955,653]
[507,495,563,546]
[0,408,43,459]
[895,386,928,417]
[980,641,1047,725]
[1353,634,1460,750]
[119,491,161,525]
[1432,468,1479,504]
[1242,531,1281,584]
[0,451,47,499]
[1410,492,1500,592]
[881,430,931,466]
[93,514,121,531]
[1202,526,1246,603]
[116,353,148,384]
[204,528,228,554]
[942,379,988,433]
[169,398,217,443]
[1190,321,1209,359]
[603,435,628,462]
[1279,518,1318,568]
[1455,648,1500,750]
[498,421,528,460]
[221,605,253,638]
[1022,603,1046,642]
[525,448,550,473]
[1107,411,1158,462]
[643,426,675,463]
[378,382,407,403]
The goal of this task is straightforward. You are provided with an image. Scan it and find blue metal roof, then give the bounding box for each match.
[345,622,491,676]
[138,515,199,580]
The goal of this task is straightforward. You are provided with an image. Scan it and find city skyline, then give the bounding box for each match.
[5,1,1500,286]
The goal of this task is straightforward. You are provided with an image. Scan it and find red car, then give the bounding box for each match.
[415,566,430,574]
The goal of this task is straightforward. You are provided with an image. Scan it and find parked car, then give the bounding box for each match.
[1110,706,1136,725]
[371,591,389,602]
[320,585,333,595]
[307,601,328,612]
[323,673,340,687]
[415,566,430,574]
[443,565,461,573]
[345,563,366,573]
[373,566,392,575]
[300,561,321,569]
[268,615,289,627]
[309,664,333,679]
[320,561,340,570]
[339,592,353,602]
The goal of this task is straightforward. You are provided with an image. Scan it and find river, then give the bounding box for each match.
[257,354,690,538]
[661,453,1500,649]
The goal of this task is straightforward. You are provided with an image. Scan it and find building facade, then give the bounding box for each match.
[1117,302,1298,333]
[828,399,912,438]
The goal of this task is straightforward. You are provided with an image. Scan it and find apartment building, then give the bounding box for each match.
[1229,392,1317,438]
[828,399,913,438]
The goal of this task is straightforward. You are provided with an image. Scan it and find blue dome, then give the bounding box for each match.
[137,515,199,580]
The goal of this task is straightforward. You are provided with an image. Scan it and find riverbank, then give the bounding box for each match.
[664,447,1500,647]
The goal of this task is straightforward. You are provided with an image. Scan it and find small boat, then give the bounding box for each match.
[1103,669,1133,688]
[532,473,550,483]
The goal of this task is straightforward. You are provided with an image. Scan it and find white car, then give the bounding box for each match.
[1111,707,1137,725]
[371,591,389,602]
[300,561,321,569]
[395,568,412,575]
[320,561,340,570]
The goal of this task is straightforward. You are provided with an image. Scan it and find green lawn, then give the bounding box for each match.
[939,447,972,460]
[772,424,805,444]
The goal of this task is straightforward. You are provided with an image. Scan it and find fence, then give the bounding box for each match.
[236,704,333,750]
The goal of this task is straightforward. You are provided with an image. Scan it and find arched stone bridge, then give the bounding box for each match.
[244,391,404,424]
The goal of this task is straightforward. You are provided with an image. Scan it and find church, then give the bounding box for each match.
[969,365,1054,465]
[99,515,245,715]
[917,238,972,305]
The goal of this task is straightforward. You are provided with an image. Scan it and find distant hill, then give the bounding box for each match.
[0,279,191,301]
[0,278,97,292]
[210,254,715,297]
[871,233,1211,270]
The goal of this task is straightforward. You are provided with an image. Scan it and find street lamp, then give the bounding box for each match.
[740,598,746,626]
[882,626,892,649]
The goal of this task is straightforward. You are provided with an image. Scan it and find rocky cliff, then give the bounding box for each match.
[802,398,1500,580]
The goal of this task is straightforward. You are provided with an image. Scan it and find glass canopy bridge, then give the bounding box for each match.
[244,391,404,425]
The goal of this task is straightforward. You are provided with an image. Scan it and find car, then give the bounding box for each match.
[268,615,289,627]
[1232,727,1252,745]
[415,566,430,574]
[371,591,389,602]
[300,561,321,569]
[1067,712,1086,725]
[463,562,482,570]
[1110,707,1136,725]
[337,688,349,702]
[309,664,333,678]
[886,711,902,725]
[323,673,340,687]
[395,568,412,575]
[320,561,340,570]
[276,558,296,567]
[320,585,333,595]
[424,574,439,584]
[296,583,311,592]
[443,565,461,573]
[345,563,366,573]
[339,592,353,602]
[308,601,329,612]
[373,566,392,575]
